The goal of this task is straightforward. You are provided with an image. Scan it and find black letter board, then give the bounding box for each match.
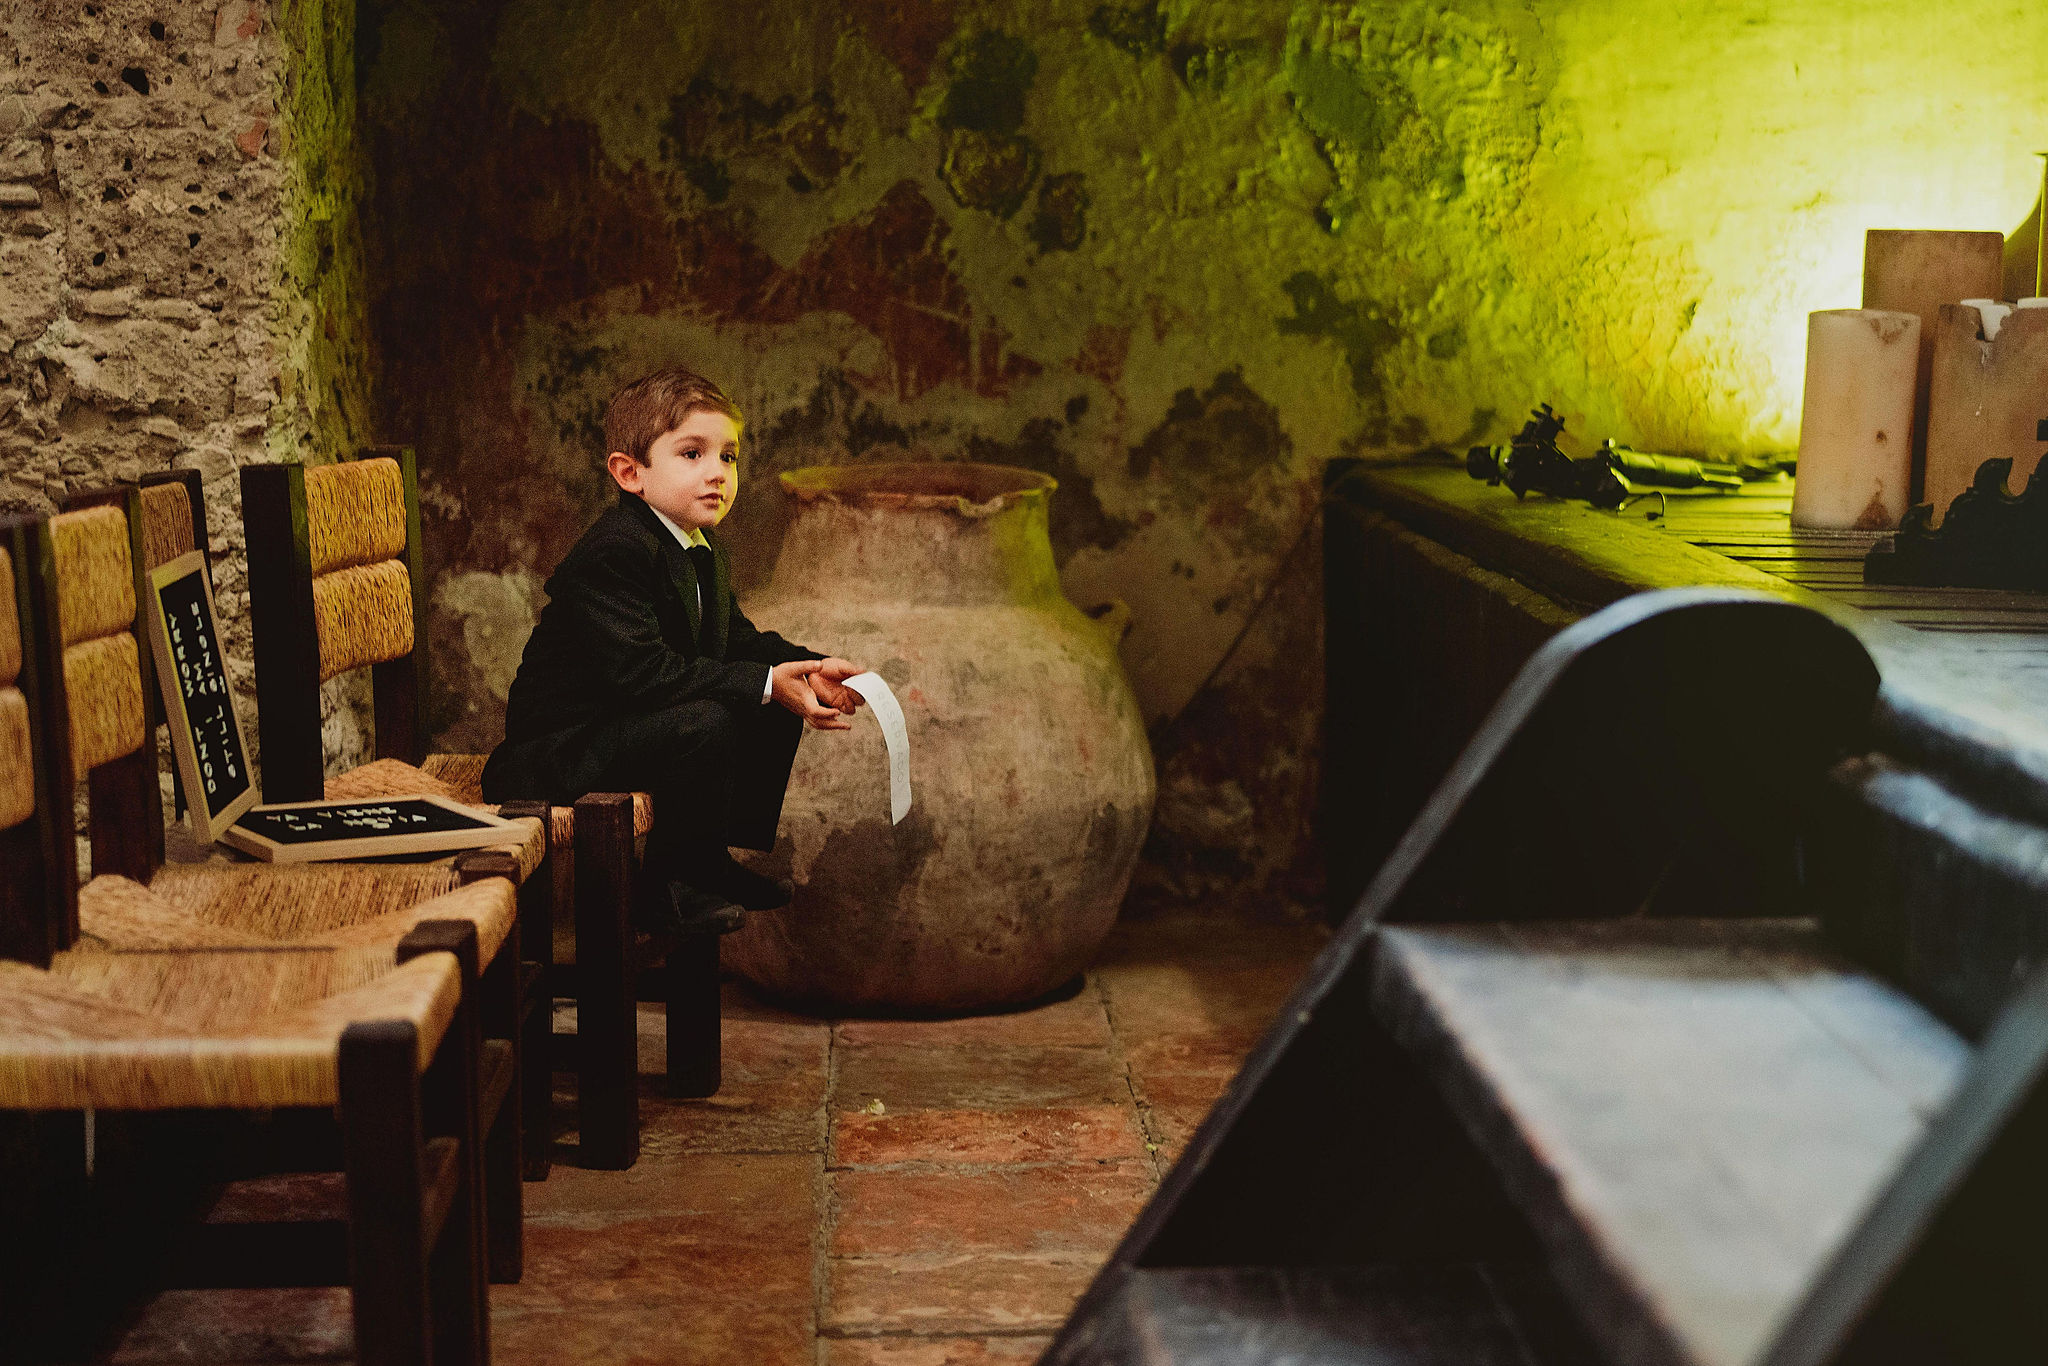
[144,549,259,841]
[221,795,519,863]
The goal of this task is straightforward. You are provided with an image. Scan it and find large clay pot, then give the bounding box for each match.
[724,462,1155,1014]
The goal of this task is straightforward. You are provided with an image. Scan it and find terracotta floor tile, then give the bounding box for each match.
[822,1335,1051,1366]
[501,912,1321,1361]
[1120,1030,1266,1078]
[1100,966,1304,1050]
[835,990,1111,1050]
[1129,1070,1238,1165]
[832,1104,1147,1167]
[500,1212,813,1316]
[493,1304,811,1366]
[826,1254,1099,1335]
[834,1045,1125,1114]
[526,1151,818,1222]
[511,1154,816,1317]
[831,1163,1153,1257]
[635,994,831,1156]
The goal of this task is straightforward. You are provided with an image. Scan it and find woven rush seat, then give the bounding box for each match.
[0,949,459,1111]
[417,752,656,837]
[80,874,516,961]
[357,754,651,964]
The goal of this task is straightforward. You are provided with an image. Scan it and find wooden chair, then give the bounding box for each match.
[1046,589,2048,1365]
[0,512,494,1366]
[31,491,534,1279]
[80,471,559,1181]
[240,448,708,1170]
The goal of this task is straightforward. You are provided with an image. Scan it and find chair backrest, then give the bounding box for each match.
[242,448,426,802]
[0,518,91,966]
[0,516,74,966]
[63,473,215,818]
[26,490,165,890]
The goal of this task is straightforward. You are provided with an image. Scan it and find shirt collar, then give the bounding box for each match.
[646,502,710,552]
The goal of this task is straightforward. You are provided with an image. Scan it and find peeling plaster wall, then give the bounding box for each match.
[359,0,2048,917]
[1,0,376,778]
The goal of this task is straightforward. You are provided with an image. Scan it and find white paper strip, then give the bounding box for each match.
[842,672,912,825]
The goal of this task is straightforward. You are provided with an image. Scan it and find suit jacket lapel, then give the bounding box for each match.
[624,494,703,653]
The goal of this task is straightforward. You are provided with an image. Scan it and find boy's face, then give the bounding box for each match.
[608,409,740,531]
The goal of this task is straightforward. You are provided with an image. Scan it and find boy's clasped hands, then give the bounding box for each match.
[773,657,867,730]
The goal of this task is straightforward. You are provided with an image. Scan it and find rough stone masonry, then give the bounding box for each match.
[1,0,376,778]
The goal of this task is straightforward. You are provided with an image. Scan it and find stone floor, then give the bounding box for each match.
[496,909,1330,1366]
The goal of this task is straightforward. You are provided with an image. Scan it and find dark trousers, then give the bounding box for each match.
[481,699,804,874]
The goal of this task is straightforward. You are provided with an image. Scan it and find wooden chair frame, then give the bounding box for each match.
[0,511,490,1365]
[64,476,549,1240]
[0,514,73,966]
[240,449,718,1171]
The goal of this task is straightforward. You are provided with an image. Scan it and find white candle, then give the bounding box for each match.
[1862,230,2005,499]
[1793,309,1921,530]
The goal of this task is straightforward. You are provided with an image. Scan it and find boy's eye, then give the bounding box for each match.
[722,450,738,464]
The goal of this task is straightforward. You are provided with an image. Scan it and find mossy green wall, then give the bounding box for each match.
[359,0,2048,912]
[272,0,371,465]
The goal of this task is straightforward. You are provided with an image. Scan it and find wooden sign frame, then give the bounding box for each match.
[143,549,259,843]
[221,794,521,863]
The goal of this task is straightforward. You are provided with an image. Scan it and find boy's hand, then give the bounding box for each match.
[808,657,867,715]
[771,660,852,730]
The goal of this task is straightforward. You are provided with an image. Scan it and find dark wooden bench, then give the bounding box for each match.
[1046,587,2048,1364]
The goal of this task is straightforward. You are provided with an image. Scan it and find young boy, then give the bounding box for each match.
[481,366,864,930]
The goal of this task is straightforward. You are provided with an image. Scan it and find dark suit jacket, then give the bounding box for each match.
[498,492,818,748]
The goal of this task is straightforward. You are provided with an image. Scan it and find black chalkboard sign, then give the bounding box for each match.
[144,549,258,841]
[221,794,520,863]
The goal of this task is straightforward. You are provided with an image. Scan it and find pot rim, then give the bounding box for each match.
[780,461,1056,515]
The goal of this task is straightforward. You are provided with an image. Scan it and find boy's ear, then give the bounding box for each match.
[606,451,644,494]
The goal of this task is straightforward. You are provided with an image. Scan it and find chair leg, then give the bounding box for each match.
[451,855,530,1282]
[522,961,552,1181]
[340,1020,437,1366]
[665,930,723,1099]
[573,792,640,1170]
[499,801,556,1182]
[398,922,495,1328]
[0,1111,86,1362]
[480,946,524,1283]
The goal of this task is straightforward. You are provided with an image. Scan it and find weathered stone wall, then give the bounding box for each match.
[0,0,374,776]
[353,0,2048,918]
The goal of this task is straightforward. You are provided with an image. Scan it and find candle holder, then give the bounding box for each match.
[1864,455,2048,589]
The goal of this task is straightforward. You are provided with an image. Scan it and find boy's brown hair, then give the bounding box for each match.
[604,366,743,466]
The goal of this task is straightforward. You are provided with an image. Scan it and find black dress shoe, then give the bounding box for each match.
[633,879,746,936]
[696,849,793,911]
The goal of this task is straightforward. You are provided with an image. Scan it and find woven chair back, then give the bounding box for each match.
[137,480,198,572]
[305,458,414,681]
[0,542,33,833]
[47,506,146,780]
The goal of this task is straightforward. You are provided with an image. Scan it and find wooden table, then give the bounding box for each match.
[1328,462,2048,910]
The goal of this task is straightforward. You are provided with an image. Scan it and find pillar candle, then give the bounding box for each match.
[1924,302,2048,524]
[1792,309,1920,530]
[1862,229,2006,500]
